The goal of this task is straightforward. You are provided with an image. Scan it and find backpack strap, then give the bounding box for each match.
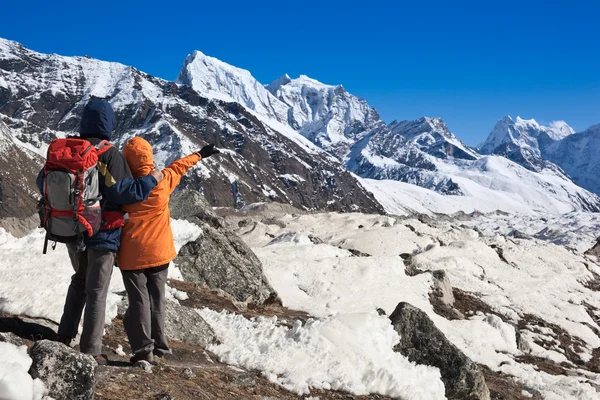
[95,140,113,156]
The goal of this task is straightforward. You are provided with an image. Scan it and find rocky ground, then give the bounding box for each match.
[1,279,538,400]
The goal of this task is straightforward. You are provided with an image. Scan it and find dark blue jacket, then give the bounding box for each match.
[37,98,157,251]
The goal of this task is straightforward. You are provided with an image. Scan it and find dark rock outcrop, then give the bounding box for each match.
[0,120,43,218]
[390,302,490,400]
[29,340,97,400]
[170,191,278,305]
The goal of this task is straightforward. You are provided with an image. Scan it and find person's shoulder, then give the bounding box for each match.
[98,143,122,163]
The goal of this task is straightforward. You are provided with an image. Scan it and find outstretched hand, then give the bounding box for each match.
[150,169,164,183]
[198,144,221,159]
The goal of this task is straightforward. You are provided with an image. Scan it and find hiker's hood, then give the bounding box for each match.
[80,98,116,140]
[123,137,154,178]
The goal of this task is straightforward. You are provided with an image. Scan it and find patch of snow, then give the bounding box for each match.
[199,310,446,399]
[0,342,48,400]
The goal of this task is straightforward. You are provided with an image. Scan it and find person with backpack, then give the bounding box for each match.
[37,98,164,364]
[117,136,219,364]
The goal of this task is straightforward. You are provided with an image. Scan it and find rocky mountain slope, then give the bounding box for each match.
[0,38,383,215]
[0,120,43,218]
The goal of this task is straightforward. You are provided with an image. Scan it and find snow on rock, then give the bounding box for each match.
[0,342,47,400]
[198,309,446,399]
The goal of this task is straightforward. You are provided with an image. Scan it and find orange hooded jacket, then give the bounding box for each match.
[117,137,201,271]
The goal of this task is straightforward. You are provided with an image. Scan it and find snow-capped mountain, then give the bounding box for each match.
[388,117,478,161]
[0,38,383,215]
[542,123,600,195]
[176,51,289,124]
[266,74,380,158]
[478,116,574,172]
[479,115,600,197]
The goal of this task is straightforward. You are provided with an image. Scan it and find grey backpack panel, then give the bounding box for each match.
[48,216,87,237]
[46,171,75,211]
[82,166,100,204]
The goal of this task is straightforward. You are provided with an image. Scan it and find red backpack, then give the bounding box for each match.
[41,138,112,253]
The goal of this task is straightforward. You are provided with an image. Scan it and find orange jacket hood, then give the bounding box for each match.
[123,137,154,179]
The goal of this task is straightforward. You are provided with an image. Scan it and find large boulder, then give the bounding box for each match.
[390,302,490,400]
[170,190,278,304]
[29,340,97,400]
[164,300,217,347]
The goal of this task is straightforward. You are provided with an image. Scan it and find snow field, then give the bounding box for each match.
[199,310,445,399]
[205,211,600,399]
[0,219,201,326]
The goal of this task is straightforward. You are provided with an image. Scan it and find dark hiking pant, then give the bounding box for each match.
[121,265,170,355]
[57,245,115,355]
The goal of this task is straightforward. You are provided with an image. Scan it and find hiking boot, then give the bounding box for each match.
[55,335,72,347]
[130,351,154,365]
[93,354,108,366]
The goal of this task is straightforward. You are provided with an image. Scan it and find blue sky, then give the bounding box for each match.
[2,0,599,145]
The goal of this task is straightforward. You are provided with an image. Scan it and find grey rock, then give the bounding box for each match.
[390,302,490,400]
[164,300,217,348]
[308,234,324,245]
[233,373,256,388]
[171,191,279,305]
[135,360,153,373]
[29,340,97,400]
[182,367,196,379]
[0,331,24,346]
[261,217,286,228]
[431,270,455,307]
[118,296,217,348]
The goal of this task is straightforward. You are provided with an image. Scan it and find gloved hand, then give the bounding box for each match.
[150,169,164,183]
[197,144,221,159]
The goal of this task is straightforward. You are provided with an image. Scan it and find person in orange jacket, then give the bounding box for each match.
[117,136,220,364]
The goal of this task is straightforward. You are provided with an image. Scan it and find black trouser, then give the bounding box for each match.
[121,265,170,355]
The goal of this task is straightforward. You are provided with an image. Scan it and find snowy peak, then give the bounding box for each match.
[547,120,575,140]
[479,115,578,172]
[481,115,575,154]
[265,74,292,94]
[268,73,380,157]
[389,117,478,160]
[176,50,289,123]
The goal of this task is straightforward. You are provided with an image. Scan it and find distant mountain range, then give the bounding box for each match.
[1,37,599,218]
